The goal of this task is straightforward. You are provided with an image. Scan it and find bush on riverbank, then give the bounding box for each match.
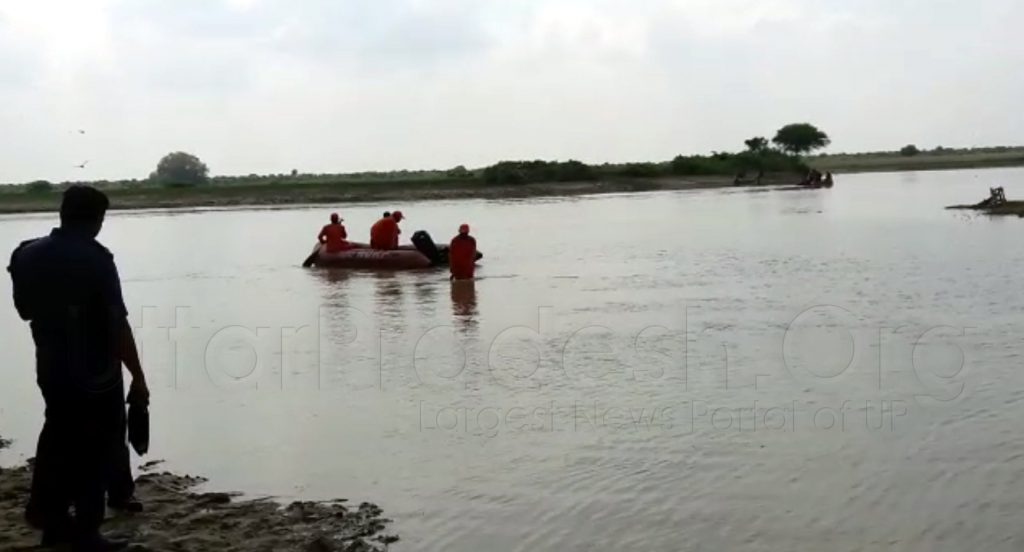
[480,149,807,184]
[482,160,598,185]
[25,180,53,193]
[446,165,474,178]
[607,162,669,178]
[665,150,807,177]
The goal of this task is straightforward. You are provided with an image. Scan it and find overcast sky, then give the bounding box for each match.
[0,0,1021,183]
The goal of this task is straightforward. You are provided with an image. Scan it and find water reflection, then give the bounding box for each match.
[314,268,353,286]
[372,271,403,303]
[371,271,407,338]
[450,279,478,334]
[412,278,439,318]
[312,268,353,308]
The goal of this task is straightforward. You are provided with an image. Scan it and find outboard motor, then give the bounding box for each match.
[411,230,445,266]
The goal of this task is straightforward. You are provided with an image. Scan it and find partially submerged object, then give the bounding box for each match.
[732,170,764,186]
[959,186,1006,208]
[798,170,834,188]
[305,230,483,269]
[946,187,1024,216]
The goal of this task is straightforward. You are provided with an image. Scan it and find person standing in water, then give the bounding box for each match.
[449,223,477,281]
[370,210,404,250]
[8,185,149,550]
[318,213,350,253]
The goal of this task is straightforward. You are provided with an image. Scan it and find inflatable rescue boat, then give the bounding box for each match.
[306,230,482,270]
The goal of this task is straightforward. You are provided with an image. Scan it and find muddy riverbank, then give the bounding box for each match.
[0,437,397,551]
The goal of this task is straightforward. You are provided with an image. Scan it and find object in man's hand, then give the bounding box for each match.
[128,402,149,456]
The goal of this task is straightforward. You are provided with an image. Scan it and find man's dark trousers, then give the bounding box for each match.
[29,382,124,537]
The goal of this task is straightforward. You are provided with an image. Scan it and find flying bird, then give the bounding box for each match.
[74,160,89,169]
[77,129,85,134]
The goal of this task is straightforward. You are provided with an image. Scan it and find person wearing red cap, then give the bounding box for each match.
[370,210,404,250]
[449,223,477,280]
[318,213,351,253]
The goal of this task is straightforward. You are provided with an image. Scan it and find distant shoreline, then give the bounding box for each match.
[809,149,1024,173]
[0,150,1022,215]
[0,175,788,215]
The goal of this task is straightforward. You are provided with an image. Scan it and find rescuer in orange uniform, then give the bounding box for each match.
[318,213,350,253]
[370,210,403,250]
[449,223,477,280]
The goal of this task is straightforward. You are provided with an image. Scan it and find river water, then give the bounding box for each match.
[2,168,1023,551]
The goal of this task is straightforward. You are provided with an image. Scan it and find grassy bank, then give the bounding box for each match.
[2,145,1022,215]
[810,147,1024,173]
[0,148,810,214]
[0,175,783,214]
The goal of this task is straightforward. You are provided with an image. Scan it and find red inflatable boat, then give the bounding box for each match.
[310,242,433,269]
[304,230,483,270]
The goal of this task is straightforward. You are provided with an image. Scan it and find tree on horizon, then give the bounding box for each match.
[153,152,209,187]
[772,124,830,155]
[744,137,769,153]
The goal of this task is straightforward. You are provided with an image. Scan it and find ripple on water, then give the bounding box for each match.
[5,172,1024,551]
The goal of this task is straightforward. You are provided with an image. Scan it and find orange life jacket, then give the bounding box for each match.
[370,217,399,250]
[449,234,477,280]
[318,223,350,253]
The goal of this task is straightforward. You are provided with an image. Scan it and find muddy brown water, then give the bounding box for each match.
[2,168,1024,551]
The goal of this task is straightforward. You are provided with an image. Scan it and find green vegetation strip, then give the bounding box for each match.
[2,122,1021,214]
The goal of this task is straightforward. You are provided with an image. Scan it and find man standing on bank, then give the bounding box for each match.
[8,185,149,551]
